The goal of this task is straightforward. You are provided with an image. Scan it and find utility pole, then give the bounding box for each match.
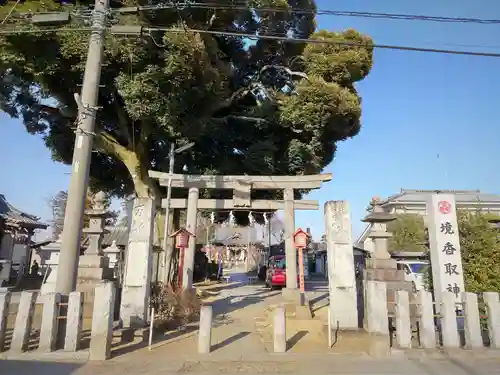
[161,142,195,284]
[161,143,175,283]
[55,0,109,294]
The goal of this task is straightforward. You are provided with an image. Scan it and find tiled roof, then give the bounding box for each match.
[212,226,263,246]
[0,194,48,229]
[379,189,500,206]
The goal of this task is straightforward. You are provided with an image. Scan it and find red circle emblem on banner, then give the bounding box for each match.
[438,200,452,214]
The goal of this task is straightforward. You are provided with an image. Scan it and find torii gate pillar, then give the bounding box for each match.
[183,187,199,290]
[284,188,298,290]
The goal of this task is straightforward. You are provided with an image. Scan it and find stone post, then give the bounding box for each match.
[11,291,37,352]
[198,305,213,354]
[183,187,199,290]
[65,291,83,351]
[483,292,500,349]
[441,292,459,348]
[38,293,61,352]
[0,292,11,352]
[120,198,155,328]
[417,290,436,349]
[273,305,286,353]
[324,201,358,329]
[90,282,116,360]
[462,292,482,349]
[283,188,298,291]
[365,281,389,335]
[395,290,412,348]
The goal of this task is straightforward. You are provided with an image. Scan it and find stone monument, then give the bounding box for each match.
[362,198,413,316]
[40,237,62,295]
[120,198,155,328]
[77,191,114,302]
[426,193,464,311]
[325,200,358,329]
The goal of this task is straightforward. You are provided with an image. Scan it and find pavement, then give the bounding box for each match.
[2,354,500,375]
[2,269,500,374]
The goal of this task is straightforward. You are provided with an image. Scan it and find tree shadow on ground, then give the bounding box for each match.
[208,288,281,319]
[287,330,308,351]
[110,323,199,358]
[211,331,250,351]
[0,360,84,375]
[201,281,248,294]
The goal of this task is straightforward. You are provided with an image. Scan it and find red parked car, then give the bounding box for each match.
[265,255,300,289]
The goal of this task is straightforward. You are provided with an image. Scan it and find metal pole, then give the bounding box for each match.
[148,307,155,351]
[162,143,175,284]
[55,0,109,294]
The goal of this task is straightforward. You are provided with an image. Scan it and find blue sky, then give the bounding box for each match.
[1,0,499,241]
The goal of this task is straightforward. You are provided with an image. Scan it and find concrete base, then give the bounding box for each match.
[78,255,109,268]
[364,265,413,316]
[76,270,115,306]
[281,289,313,319]
[77,267,114,281]
[330,287,359,330]
[282,288,302,304]
[365,258,397,269]
[364,268,405,282]
[284,303,313,320]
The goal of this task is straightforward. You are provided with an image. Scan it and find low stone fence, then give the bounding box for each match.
[365,281,500,350]
[0,282,115,360]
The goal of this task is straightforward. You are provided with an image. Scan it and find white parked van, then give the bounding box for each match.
[396,260,429,292]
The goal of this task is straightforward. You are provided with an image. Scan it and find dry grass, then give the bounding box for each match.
[150,283,201,331]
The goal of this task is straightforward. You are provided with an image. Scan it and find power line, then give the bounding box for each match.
[113,2,500,25]
[5,2,499,25]
[0,0,21,25]
[2,24,500,58]
[0,26,91,34]
[144,26,500,58]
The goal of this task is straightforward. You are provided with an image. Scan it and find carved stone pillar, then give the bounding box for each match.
[183,188,199,290]
[120,198,155,328]
[325,200,358,329]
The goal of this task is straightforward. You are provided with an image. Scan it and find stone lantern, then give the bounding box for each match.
[362,197,413,317]
[77,191,113,291]
[82,191,109,258]
[362,197,396,260]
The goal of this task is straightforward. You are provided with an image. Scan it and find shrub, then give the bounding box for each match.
[150,282,201,331]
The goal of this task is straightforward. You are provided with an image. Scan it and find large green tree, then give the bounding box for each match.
[1,1,373,223]
[388,213,427,252]
[458,211,500,293]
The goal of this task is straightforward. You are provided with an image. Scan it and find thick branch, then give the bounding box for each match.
[95,130,159,199]
[111,90,133,146]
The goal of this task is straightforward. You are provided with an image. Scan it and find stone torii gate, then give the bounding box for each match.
[149,171,332,297]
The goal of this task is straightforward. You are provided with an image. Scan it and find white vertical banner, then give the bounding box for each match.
[427,194,465,311]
